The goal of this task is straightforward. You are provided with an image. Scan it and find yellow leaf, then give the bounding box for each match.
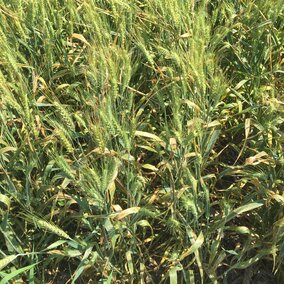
[114,207,140,220]
[55,84,70,91]
[142,164,159,172]
[204,121,221,128]
[134,131,163,142]
[0,147,16,155]
[0,194,11,210]
[170,138,177,151]
[180,32,191,38]
[71,33,90,46]
[182,100,201,112]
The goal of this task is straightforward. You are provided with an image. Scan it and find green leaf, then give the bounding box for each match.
[43,240,67,251]
[169,267,178,284]
[179,232,204,261]
[0,263,38,284]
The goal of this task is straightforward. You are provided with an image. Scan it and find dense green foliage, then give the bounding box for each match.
[0,0,283,283]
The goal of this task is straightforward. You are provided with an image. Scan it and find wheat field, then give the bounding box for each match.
[0,0,283,283]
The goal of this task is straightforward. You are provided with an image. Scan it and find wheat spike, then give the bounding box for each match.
[25,215,72,240]
[54,101,75,131]
[56,155,75,180]
[56,129,74,153]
